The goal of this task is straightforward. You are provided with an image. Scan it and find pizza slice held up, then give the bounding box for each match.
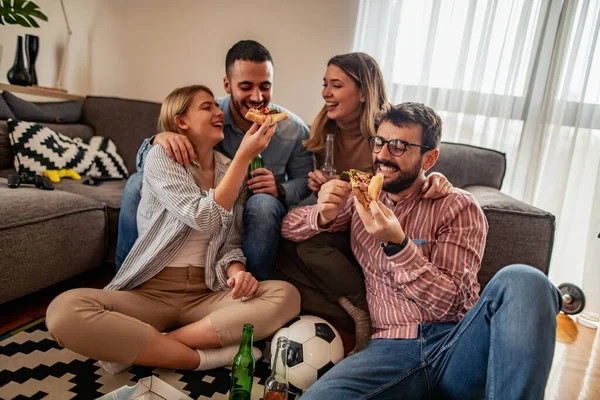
[244,107,289,125]
[341,169,383,209]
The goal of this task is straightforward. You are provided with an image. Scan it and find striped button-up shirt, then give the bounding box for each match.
[105,146,246,292]
[281,187,488,339]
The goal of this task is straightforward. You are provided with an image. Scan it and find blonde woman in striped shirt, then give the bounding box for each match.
[46,85,301,374]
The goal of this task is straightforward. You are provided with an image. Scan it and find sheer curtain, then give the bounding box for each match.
[354,0,600,312]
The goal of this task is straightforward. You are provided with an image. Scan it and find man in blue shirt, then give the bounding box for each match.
[116,40,313,279]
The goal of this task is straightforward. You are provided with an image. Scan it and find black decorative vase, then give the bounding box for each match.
[7,36,31,86]
[25,34,39,86]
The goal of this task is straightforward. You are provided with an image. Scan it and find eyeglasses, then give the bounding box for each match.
[368,136,430,156]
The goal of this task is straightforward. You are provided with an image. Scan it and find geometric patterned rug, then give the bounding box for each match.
[0,317,274,399]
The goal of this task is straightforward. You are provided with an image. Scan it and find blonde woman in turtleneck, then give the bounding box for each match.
[296,53,453,353]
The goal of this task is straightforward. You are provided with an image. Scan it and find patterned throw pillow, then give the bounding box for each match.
[7,119,128,178]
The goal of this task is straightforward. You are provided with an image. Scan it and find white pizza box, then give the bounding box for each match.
[97,376,192,400]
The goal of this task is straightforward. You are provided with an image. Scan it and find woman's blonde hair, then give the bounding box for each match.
[303,52,388,152]
[158,84,214,189]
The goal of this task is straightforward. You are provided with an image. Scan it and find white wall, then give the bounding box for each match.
[1,0,359,122]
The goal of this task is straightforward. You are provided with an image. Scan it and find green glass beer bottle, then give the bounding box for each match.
[229,324,255,400]
[248,154,263,178]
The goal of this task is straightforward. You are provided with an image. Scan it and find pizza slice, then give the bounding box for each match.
[245,107,289,125]
[342,169,384,209]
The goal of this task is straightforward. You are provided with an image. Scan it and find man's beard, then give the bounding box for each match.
[374,159,422,194]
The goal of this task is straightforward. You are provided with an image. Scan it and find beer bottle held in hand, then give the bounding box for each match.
[248,154,263,178]
[248,154,264,195]
[229,324,255,400]
[264,337,289,400]
[321,134,336,179]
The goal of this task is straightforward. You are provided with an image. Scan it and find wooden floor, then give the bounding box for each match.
[1,268,598,399]
[546,314,600,399]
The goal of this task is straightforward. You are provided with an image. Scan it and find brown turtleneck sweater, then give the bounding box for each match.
[315,129,373,177]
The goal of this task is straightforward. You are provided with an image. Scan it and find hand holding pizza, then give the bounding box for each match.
[238,119,276,161]
[317,179,352,227]
[354,199,406,245]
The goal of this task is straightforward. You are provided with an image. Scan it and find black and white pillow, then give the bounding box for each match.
[8,119,128,178]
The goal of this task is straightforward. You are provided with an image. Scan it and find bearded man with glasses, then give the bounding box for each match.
[281,102,561,399]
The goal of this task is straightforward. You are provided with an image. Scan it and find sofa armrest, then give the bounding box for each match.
[83,97,161,175]
[465,185,555,290]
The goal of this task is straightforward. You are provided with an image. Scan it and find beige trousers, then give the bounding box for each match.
[46,267,300,364]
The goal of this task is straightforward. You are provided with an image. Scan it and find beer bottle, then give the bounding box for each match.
[264,337,289,400]
[321,134,336,179]
[248,154,264,178]
[229,324,255,400]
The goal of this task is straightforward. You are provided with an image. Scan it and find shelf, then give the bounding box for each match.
[0,83,85,101]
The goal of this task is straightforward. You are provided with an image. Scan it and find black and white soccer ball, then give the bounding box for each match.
[270,315,344,391]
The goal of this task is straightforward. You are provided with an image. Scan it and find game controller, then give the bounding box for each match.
[43,168,81,183]
[7,173,55,190]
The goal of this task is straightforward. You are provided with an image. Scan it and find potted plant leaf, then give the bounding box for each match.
[0,0,48,28]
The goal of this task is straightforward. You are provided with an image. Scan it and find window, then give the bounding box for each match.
[392,0,542,96]
[557,0,600,104]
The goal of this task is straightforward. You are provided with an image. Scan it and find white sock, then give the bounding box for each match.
[98,360,131,374]
[195,346,262,371]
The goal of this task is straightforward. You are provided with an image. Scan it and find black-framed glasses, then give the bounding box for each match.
[368,136,430,156]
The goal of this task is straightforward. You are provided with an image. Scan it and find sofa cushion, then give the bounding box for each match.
[0,177,107,303]
[0,95,16,120]
[466,185,555,289]
[1,121,95,171]
[8,119,128,178]
[83,97,161,174]
[2,91,83,123]
[0,167,123,263]
[431,143,506,189]
[34,122,95,140]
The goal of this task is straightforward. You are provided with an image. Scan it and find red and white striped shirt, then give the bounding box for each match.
[281,187,488,339]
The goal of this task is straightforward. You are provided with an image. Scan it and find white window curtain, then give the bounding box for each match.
[354,0,600,312]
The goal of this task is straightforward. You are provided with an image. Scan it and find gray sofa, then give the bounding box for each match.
[0,96,161,304]
[0,95,555,310]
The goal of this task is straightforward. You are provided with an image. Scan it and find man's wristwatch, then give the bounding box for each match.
[276,183,287,202]
[381,235,410,257]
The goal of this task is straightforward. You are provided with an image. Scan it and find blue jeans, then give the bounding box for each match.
[243,194,287,281]
[302,265,560,400]
[115,171,143,271]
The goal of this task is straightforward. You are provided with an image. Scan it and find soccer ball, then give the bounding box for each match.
[270,315,344,392]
